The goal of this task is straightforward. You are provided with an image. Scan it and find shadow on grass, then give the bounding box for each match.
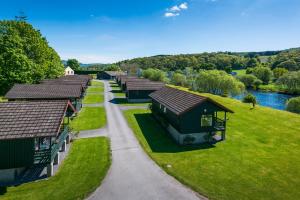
[0,187,7,195]
[109,98,128,104]
[110,85,120,88]
[110,90,123,93]
[133,113,215,153]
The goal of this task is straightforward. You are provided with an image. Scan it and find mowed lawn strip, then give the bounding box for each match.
[1,137,111,200]
[91,80,104,87]
[83,94,104,104]
[123,90,300,200]
[87,87,104,93]
[71,107,106,131]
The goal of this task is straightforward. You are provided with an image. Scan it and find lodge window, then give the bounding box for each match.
[201,115,213,127]
[34,137,51,151]
[163,107,167,113]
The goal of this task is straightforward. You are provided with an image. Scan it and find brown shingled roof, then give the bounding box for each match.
[41,79,87,88]
[126,80,165,91]
[0,101,69,140]
[120,76,140,85]
[149,86,234,115]
[5,84,82,100]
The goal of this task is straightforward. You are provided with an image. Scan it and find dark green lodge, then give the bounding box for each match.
[126,80,165,103]
[0,101,74,185]
[149,87,234,145]
[97,71,126,80]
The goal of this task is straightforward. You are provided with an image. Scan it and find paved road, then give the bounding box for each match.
[87,80,205,200]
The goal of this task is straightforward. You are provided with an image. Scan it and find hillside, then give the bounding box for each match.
[117,47,300,72]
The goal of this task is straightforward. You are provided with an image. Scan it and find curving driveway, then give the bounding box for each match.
[87,80,205,200]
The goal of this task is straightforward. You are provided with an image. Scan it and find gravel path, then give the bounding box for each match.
[87,80,205,200]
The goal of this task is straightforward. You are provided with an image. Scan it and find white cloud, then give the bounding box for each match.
[165,12,180,17]
[170,5,181,12]
[179,3,188,10]
[164,2,188,18]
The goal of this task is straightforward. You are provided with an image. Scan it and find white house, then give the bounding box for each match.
[64,66,74,76]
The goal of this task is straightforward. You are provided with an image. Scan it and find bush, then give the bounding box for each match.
[252,67,273,84]
[171,72,187,86]
[286,97,300,113]
[242,93,257,108]
[237,74,258,89]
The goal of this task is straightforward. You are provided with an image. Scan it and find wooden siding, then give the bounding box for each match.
[0,138,34,169]
[152,99,224,134]
[127,90,156,100]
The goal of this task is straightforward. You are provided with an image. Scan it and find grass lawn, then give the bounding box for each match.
[87,87,104,93]
[123,88,300,200]
[70,107,106,132]
[0,96,7,102]
[258,83,283,92]
[0,137,111,200]
[114,92,126,98]
[91,80,104,87]
[83,94,104,104]
[232,69,246,76]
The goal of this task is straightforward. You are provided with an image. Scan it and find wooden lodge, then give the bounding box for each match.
[97,71,126,80]
[126,80,165,102]
[149,87,234,145]
[119,76,142,91]
[5,84,83,112]
[41,74,92,90]
[0,101,75,184]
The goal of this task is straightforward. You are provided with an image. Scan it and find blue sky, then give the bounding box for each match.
[1,0,300,63]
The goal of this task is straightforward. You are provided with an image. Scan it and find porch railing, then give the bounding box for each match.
[33,126,69,164]
[214,118,226,131]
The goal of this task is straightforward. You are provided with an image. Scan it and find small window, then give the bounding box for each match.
[39,137,51,150]
[163,107,167,113]
[159,104,162,109]
[201,115,213,127]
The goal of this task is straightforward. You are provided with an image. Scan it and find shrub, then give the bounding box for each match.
[252,67,273,84]
[286,97,300,113]
[242,93,257,108]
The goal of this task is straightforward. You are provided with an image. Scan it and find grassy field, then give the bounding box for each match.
[258,83,283,92]
[232,69,246,76]
[87,87,104,93]
[83,94,104,104]
[91,80,104,87]
[123,88,300,200]
[0,137,111,200]
[70,107,106,132]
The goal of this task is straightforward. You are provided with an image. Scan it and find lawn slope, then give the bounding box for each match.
[0,137,111,200]
[123,90,300,200]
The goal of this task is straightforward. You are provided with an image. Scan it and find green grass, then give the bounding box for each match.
[83,94,104,104]
[123,89,300,200]
[87,87,104,93]
[0,137,111,200]
[232,69,246,76]
[91,80,104,87]
[0,96,7,102]
[114,92,126,98]
[70,107,106,132]
[258,83,282,92]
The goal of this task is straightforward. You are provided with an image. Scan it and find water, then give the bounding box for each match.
[233,90,297,110]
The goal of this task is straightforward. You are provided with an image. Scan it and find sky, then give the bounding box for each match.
[1,0,300,63]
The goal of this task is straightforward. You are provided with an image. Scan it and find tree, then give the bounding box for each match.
[0,20,64,94]
[142,68,167,82]
[286,97,300,114]
[237,74,258,89]
[277,60,298,71]
[171,73,187,86]
[195,70,245,96]
[273,67,288,80]
[242,93,257,108]
[276,71,300,93]
[246,57,259,68]
[67,59,80,71]
[252,66,273,84]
